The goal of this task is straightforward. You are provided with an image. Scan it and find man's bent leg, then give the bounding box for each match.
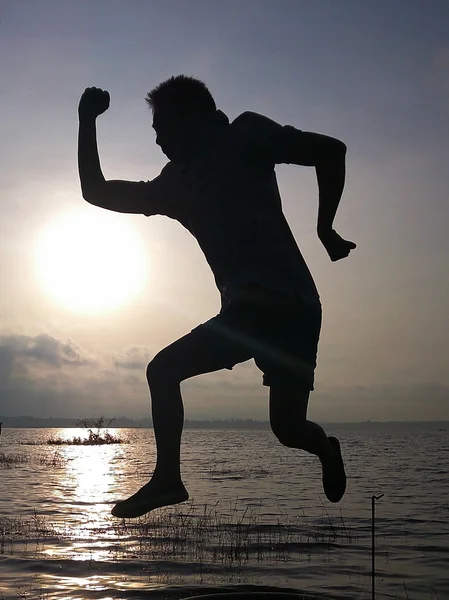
[111,327,251,518]
[269,385,346,503]
[269,386,333,459]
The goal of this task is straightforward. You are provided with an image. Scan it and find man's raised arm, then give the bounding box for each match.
[78,87,154,214]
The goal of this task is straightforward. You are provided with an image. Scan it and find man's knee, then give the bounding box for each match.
[271,420,308,448]
[146,351,180,387]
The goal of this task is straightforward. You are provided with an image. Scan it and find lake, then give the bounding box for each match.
[0,422,448,599]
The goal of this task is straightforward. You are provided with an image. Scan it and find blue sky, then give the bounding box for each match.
[0,0,448,421]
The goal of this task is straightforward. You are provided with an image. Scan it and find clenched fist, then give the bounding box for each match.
[78,87,110,120]
[318,229,356,262]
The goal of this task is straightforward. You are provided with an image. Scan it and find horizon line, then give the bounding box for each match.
[1,415,448,425]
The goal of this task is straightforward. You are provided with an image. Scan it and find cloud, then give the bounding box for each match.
[0,333,94,370]
[0,345,15,382]
[25,334,93,367]
[0,333,448,421]
[113,346,154,370]
[0,334,150,417]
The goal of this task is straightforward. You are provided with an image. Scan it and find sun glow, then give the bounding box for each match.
[35,210,147,312]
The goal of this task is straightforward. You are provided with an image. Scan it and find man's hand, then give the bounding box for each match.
[318,229,356,262]
[78,87,110,121]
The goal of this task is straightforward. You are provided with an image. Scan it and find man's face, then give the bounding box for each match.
[152,109,196,163]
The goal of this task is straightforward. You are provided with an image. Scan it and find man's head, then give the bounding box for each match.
[146,75,217,162]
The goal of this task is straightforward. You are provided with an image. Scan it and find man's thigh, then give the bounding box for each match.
[252,301,321,390]
[187,297,321,389]
[150,320,253,384]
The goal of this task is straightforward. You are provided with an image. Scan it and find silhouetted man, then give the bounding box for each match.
[78,76,356,518]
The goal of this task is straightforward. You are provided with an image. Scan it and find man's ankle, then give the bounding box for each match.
[149,474,184,488]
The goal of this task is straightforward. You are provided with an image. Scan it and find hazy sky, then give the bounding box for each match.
[1,0,448,422]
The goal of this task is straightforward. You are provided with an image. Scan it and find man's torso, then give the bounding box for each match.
[146,111,321,309]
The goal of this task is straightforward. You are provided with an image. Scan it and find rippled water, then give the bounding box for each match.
[0,423,448,599]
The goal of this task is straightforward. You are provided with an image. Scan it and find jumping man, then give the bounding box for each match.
[77,75,356,518]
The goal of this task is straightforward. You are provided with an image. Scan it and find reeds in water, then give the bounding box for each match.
[0,511,58,554]
[46,430,124,445]
[0,452,30,468]
[0,451,67,469]
[112,500,356,569]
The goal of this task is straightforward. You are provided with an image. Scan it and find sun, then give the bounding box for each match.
[35,210,147,312]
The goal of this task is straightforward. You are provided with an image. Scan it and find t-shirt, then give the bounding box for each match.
[135,110,320,309]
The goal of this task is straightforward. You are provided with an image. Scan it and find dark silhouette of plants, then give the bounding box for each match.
[47,416,125,445]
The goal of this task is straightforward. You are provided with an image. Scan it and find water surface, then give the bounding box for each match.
[0,422,447,599]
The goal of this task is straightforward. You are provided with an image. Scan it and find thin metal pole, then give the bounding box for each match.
[372,494,384,600]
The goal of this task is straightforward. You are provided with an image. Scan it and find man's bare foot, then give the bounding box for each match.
[111,480,189,518]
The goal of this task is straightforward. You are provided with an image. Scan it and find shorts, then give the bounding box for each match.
[191,286,322,390]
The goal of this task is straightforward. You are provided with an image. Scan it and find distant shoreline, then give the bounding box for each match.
[0,416,448,429]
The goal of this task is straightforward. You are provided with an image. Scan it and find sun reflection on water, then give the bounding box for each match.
[70,446,115,503]
[45,428,129,560]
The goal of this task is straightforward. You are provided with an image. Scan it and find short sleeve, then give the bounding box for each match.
[141,162,180,217]
[232,111,304,165]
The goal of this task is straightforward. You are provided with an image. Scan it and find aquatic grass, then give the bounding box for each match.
[112,500,357,569]
[38,451,67,467]
[1,507,443,598]
[0,451,67,469]
[316,503,355,545]
[0,452,30,468]
[0,512,59,554]
[46,416,127,445]
[46,430,124,445]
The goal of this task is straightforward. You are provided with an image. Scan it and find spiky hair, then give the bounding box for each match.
[145,75,216,116]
